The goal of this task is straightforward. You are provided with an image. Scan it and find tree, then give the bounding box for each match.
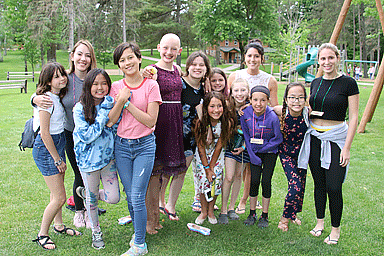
[23,38,40,73]
[194,0,279,69]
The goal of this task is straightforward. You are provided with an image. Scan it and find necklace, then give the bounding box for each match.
[312,77,335,112]
[50,90,60,95]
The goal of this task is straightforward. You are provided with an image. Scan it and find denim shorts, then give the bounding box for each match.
[33,132,66,176]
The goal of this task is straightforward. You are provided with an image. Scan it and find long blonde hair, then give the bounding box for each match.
[69,40,97,74]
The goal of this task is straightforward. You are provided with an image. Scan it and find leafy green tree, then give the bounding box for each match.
[193,0,279,68]
[23,38,39,73]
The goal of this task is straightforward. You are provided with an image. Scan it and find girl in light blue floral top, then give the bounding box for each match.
[73,69,129,249]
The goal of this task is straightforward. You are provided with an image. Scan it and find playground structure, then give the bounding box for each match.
[296,47,318,83]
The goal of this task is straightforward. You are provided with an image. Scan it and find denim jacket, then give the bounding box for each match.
[73,96,119,172]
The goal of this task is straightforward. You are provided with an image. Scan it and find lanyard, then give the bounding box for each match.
[73,75,76,104]
[252,111,266,139]
[312,77,335,112]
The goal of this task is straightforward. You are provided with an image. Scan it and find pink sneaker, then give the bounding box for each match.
[73,211,85,228]
[84,210,92,229]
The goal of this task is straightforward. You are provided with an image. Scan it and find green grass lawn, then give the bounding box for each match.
[0,52,384,255]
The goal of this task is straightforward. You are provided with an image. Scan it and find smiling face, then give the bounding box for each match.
[244,47,262,71]
[251,91,268,116]
[157,35,182,64]
[49,70,67,92]
[231,82,249,105]
[318,48,340,77]
[118,48,142,77]
[208,96,224,121]
[71,43,92,73]
[91,73,109,104]
[188,56,207,80]
[210,72,226,93]
[285,85,306,116]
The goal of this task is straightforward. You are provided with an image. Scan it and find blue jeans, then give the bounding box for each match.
[33,133,66,176]
[115,133,156,245]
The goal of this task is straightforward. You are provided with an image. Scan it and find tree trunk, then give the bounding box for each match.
[359,3,368,78]
[123,0,126,42]
[68,0,74,51]
[239,41,245,69]
[215,45,220,67]
[47,43,56,62]
[353,6,356,60]
[40,45,45,67]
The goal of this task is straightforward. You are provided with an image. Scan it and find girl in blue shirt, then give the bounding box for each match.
[73,68,130,249]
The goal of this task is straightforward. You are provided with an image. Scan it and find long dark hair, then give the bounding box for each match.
[185,51,211,89]
[208,67,229,97]
[36,62,68,102]
[80,68,112,124]
[244,39,265,66]
[194,91,234,148]
[280,82,307,138]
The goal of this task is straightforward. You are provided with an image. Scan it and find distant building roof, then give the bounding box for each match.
[219,46,277,53]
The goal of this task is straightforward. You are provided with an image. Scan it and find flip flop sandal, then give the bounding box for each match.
[164,208,179,221]
[310,229,323,237]
[53,224,82,236]
[32,235,56,250]
[159,207,167,215]
[324,235,338,245]
[235,207,246,214]
[191,201,201,213]
[187,223,211,236]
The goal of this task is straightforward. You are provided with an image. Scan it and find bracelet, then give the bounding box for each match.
[54,157,63,166]
[123,101,130,109]
[241,145,246,150]
[203,165,210,169]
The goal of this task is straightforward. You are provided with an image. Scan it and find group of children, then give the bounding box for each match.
[30,34,315,255]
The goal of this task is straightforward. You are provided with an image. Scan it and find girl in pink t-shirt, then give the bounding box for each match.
[109,42,162,256]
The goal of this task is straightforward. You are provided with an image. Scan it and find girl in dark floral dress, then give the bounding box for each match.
[274,82,309,231]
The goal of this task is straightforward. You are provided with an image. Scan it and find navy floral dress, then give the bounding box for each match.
[278,111,308,220]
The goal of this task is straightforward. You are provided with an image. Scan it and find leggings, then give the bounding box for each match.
[249,153,278,199]
[64,129,85,211]
[279,153,307,220]
[309,135,346,228]
[80,160,120,232]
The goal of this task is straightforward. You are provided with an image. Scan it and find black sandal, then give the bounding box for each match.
[32,235,56,250]
[53,224,82,236]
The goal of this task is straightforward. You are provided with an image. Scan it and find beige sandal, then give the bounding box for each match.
[277,217,289,232]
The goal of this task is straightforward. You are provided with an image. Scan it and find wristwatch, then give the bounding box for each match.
[54,157,63,166]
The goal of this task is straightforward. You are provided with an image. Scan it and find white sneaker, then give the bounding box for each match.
[73,210,85,228]
[92,231,105,249]
[121,243,148,256]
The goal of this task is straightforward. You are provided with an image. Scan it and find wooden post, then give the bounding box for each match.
[357,0,384,132]
[316,0,352,78]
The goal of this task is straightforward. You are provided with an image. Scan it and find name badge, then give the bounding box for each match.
[251,138,264,144]
[310,111,324,116]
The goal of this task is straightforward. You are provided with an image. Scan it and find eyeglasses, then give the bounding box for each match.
[287,96,306,103]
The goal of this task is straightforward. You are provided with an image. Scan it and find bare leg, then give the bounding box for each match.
[197,193,208,221]
[261,197,270,214]
[39,173,66,250]
[249,195,258,211]
[229,161,245,211]
[165,172,186,220]
[159,175,169,210]
[236,163,250,213]
[221,157,237,214]
[146,175,162,234]
[208,196,218,219]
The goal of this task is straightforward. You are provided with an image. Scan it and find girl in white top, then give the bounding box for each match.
[228,40,279,214]
[32,62,81,251]
[228,39,278,106]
